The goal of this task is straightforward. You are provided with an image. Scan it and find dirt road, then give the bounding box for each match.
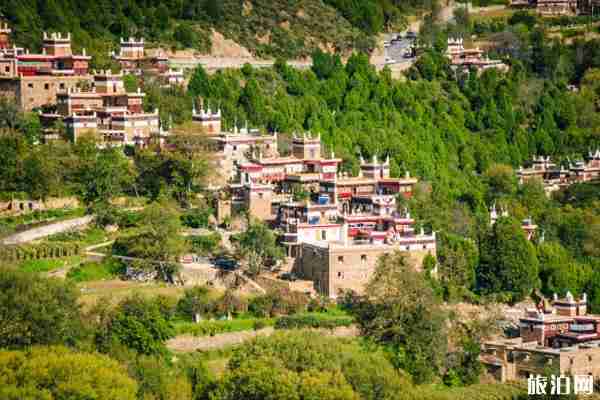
[1,216,93,245]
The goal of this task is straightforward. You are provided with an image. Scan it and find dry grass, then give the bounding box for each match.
[78,280,186,309]
[471,8,515,21]
[206,358,230,377]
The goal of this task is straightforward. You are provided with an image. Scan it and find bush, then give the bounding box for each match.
[181,207,214,229]
[176,286,213,320]
[274,313,354,330]
[248,289,310,318]
[189,233,221,255]
[253,320,267,331]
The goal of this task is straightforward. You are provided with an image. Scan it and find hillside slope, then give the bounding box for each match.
[1,0,377,64]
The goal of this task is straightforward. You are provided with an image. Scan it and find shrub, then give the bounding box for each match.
[189,232,221,255]
[176,286,214,321]
[181,207,214,229]
[253,320,267,331]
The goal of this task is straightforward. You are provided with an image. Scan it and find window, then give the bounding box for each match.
[422,245,427,250]
[337,271,343,278]
[361,254,367,264]
[321,231,326,240]
[233,145,237,151]
[258,193,263,199]
[4,66,9,73]
[337,256,344,264]
[59,83,65,89]
[27,83,33,88]
[44,83,50,90]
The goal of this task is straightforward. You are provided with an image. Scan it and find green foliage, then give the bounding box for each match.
[437,232,479,300]
[0,268,83,348]
[18,258,65,273]
[113,201,187,275]
[189,233,222,256]
[176,286,213,321]
[247,289,310,318]
[0,346,137,400]
[210,331,410,400]
[232,221,285,276]
[100,294,175,356]
[477,217,540,301]
[128,355,193,400]
[175,318,275,337]
[349,252,448,384]
[1,0,378,60]
[66,259,124,282]
[181,206,214,229]
[0,241,82,263]
[274,313,353,330]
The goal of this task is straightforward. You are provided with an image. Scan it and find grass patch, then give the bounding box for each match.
[66,258,124,282]
[78,280,187,309]
[47,227,108,246]
[174,318,275,337]
[19,258,65,273]
[17,255,83,273]
[274,312,354,330]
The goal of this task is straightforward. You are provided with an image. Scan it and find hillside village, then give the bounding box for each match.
[0,1,600,399]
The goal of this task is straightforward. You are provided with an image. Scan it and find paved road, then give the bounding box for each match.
[1,216,93,245]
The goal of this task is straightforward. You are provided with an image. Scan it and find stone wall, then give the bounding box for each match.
[0,196,79,216]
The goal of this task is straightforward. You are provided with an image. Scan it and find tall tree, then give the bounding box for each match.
[351,252,448,383]
[477,217,540,301]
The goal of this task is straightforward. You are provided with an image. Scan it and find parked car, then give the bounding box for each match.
[213,257,238,270]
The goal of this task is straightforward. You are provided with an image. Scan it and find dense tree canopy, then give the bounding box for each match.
[0,269,82,348]
[0,346,137,400]
[350,252,448,383]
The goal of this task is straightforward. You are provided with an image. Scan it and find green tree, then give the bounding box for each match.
[0,268,83,348]
[0,346,137,400]
[477,217,540,301]
[437,232,479,300]
[233,221,285,277]
[177,286,213,321]
[350,252,448,383]
[102,294,175,356]
[174,23,197,48]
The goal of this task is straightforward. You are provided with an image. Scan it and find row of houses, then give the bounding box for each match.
[517,153,600,193]
[0,22,183,112]
[482,292,600,383]
[510,0,600,16]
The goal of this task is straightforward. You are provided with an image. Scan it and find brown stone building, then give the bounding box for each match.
[481,292,600,382]
[517,151,600,194]
[295,224,436,298]
[0,27,92,111]
[40,70,162,145]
